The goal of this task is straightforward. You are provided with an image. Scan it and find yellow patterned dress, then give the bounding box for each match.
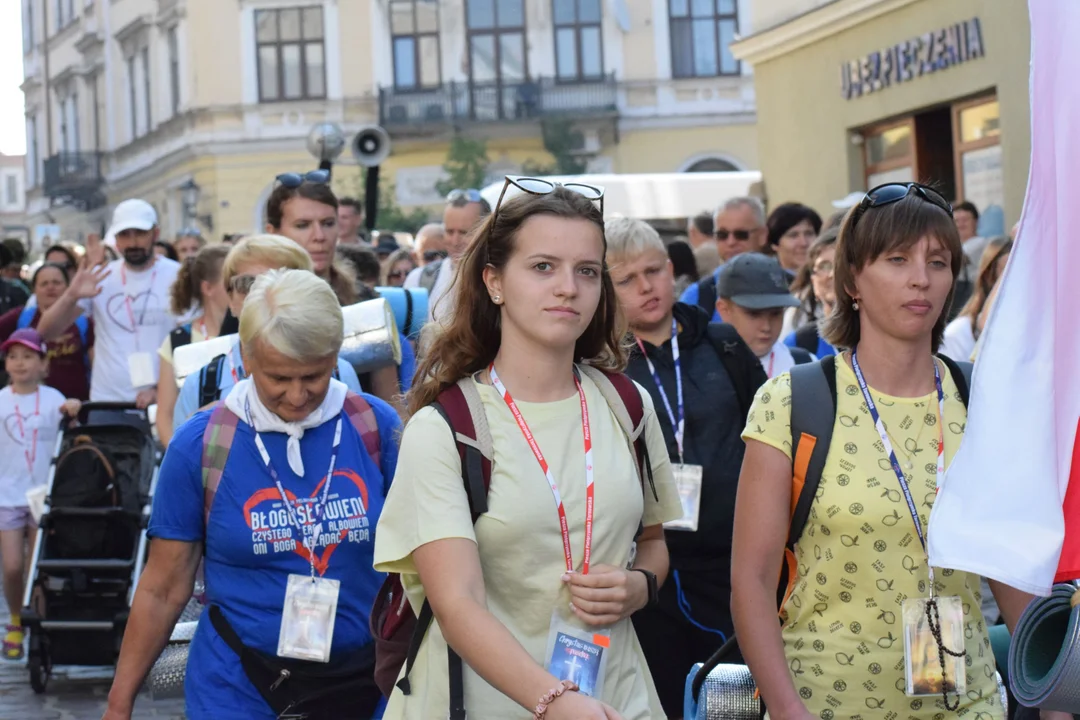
[742,357,1003,720]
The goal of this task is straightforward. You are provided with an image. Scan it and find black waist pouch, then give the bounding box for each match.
[209,605,383,719]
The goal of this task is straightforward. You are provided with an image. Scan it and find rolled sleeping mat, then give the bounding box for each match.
[375,286,428,340]
[148,619,201,700]
[1008,583,1080,713]
[173,333,239,387]
[684,662,760,720]
[339,297,402,376]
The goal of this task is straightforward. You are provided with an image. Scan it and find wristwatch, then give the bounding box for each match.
[631,568,659,608]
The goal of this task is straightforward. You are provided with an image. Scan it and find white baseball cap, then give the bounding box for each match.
[107,199,158,237]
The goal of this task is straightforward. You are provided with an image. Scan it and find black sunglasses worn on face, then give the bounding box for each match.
[491,176,605,224]
[851,182,953,228]
[423,249,448,263]
[715,229,755,241]
[275,169,331,189]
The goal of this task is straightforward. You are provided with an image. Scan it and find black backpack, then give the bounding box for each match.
[694,274,719,317]
[50,436,121,559]
[702,323,769,422]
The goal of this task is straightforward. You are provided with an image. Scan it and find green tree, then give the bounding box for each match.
[375,181,430,234]
[436,136,491,195]
[522,120,590,176]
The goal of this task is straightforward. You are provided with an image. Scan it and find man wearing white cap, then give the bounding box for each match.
[38,199,180,406]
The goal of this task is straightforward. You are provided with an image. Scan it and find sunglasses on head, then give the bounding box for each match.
[851,182,953,228]
[715,228,755,241]
[275,169,331,189]
[422,249,448,263]
[491,176,605,223]
[446,188,483,204]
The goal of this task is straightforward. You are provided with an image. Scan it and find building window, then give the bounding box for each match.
[25,116,38,187]
[168,26,181,115]
[59,93,79,154]
[127,54,137,138]
[141,46,152,130]
[23,1,34,52]
[668,0,740,78]
[54,0,76,32]
[390,0,440,90]
[6,175,19,208]
[466,0,526,85]
[553,0,603,82]
[255,7,327,102]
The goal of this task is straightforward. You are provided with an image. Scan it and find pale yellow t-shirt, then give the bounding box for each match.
[742,356,1003,720]
[374,372,682,720]
[156,322,208,366]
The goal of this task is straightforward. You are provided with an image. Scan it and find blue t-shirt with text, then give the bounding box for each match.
[149,395,401,719]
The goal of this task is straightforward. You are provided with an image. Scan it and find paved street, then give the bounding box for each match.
[0,595,187,720]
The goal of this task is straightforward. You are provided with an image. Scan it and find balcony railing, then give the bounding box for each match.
[379,75,618,129]
[43,152,105,209]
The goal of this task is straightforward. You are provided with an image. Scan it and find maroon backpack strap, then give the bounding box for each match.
[432,379,493,521]
[342,391,381,470]
[580,366,657,502]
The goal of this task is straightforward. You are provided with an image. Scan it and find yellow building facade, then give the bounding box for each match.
[732,0,1030,226]
[23,0,760,243]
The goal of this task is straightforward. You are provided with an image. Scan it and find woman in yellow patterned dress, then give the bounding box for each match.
[730,184,1042,720]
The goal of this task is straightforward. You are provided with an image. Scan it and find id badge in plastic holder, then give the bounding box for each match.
[278,574,340,662]
[902,595,967,696]
[663,463,703,532]
[128,352,156,389]
[544,610,610,698]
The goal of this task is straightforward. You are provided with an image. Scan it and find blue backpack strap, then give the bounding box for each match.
[74,315,91,381]
[17,306,35,330]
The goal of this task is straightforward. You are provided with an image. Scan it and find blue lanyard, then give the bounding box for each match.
[636,317,685,462]
[850,350,944,553]
[246,399,343,579]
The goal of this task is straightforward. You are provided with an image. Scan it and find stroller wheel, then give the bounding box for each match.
[27,632,50,694]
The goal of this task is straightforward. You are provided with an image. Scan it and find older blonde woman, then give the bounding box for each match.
[172,234,364,428]
[106,269,401,720]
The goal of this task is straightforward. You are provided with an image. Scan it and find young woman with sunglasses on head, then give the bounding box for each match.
[374,179,682,720]
[732,183,1041,720]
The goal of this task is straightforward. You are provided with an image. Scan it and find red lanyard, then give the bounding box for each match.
[120,264,157,349]
[767,351,775,378]
[13,389,40,478]
[489,364,595,574]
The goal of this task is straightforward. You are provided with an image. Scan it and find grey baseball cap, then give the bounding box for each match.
[717,253,800,310]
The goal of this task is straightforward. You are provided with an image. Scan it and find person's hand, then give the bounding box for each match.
[135,388,157,409]
[544,690,624,720]
[86,233,106,268]
[69,256,111,300]
[563,564,648,626]
[60,399,81,419]
[101,703,132,720]
[1040,710,1073,720]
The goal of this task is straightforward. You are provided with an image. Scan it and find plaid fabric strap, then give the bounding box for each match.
[201,393,382,527]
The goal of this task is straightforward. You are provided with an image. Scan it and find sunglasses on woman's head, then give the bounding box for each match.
[851,182,953,229]
[275,169,331,189]
[491,176,605,224]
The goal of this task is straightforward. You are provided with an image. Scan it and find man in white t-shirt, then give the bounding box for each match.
[38,199,180,406]
[715,253,814,378]
[403,189,490,324]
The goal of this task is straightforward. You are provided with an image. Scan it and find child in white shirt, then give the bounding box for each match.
[0,328,79,660]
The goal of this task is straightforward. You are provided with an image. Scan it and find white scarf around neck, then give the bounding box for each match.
[224,377,348,477]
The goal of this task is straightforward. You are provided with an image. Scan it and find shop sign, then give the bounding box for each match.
[841,18,985,100]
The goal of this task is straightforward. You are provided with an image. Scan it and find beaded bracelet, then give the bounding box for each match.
[533,680,580,719]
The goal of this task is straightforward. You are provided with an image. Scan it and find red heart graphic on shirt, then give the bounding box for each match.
[243,469,371,576]
[104,290,160,333]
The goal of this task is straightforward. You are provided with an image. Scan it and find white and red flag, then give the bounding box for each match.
[927,0,1080,596]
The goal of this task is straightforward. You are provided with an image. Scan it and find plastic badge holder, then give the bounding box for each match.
[544,614,611,699]
[278,575,340,663]
[902,595,967,697]
[664,463,703,532]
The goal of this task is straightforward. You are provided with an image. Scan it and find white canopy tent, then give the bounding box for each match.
[479,171,763,221]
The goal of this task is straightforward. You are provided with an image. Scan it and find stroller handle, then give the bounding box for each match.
[73,402,150,427]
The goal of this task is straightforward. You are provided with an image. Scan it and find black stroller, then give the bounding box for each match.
[20,403,160,693]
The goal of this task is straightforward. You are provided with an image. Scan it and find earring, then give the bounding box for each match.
[852,300,860,311]
[492,295,501,304]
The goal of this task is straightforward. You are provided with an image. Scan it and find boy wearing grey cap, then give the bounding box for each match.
[716,254,815,377]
